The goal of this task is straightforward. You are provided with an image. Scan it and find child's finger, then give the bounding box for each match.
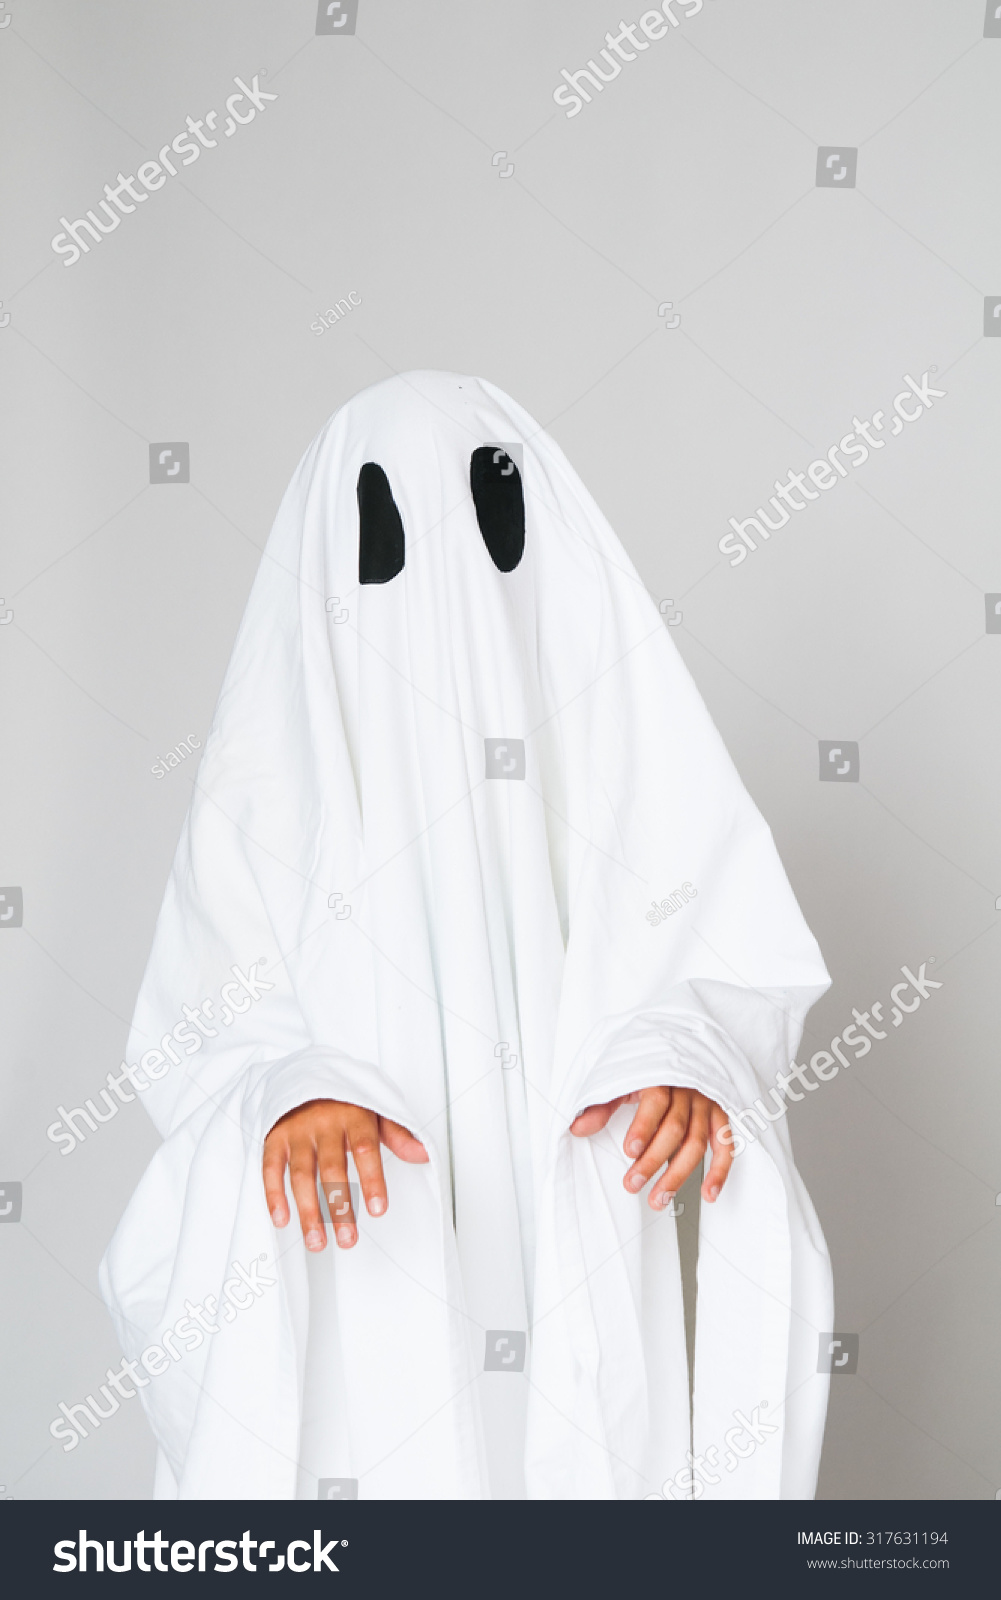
[702,1103,735,1203]
[346,1108,389,1219]
[624,1090,691,1191]
[379,1116,430,1163]
[623,1085,675,1161]
[570,1096,628,1137]
[648,1099,709,1208]
[289,1138,326,1252]
[262,1135,291,1227]
[317,1128,356,1248]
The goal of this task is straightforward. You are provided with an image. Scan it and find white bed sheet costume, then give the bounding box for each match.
[101,371,833,1501]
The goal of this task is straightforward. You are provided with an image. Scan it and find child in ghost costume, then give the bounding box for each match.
[100,370,833,1501]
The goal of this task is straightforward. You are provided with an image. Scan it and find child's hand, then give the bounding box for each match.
[569,1087,733,1209]
[263,1099,428,1251]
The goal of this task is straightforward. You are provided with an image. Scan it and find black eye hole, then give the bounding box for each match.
[357,462,405,584]
[470,447,525,572]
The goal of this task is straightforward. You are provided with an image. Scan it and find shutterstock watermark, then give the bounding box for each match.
[723,961,942,1155]
[45,961,273,1155]
[49,1253,277,1453]
[719,372,947,567]
[553,2,709,118]
[51,73,278,267]
[53,1528,343,1575]
[646,1400,778,1499]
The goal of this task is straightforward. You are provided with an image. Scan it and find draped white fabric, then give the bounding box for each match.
[100,371,832,1500]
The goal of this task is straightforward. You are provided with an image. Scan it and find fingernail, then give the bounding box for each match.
[336,1225,355,1246]
[627,1139,644,1157]
[306,1228,325,1250]
[270,1207,284,1225]
[368,1196,386,1216]
[657,1191,675,1209]
[626,1171,646,1192]
[708,1185,720,1202]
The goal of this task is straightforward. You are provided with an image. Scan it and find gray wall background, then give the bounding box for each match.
[1,0,998,1500]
